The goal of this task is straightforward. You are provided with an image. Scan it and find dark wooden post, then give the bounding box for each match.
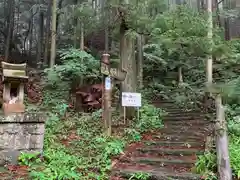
[101,54,112,136]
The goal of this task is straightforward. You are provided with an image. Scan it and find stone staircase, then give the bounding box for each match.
[111,101,212,180]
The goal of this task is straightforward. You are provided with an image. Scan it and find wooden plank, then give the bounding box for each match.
[1,62,26,70]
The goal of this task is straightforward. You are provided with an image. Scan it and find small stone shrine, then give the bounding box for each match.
[2,62,28,114]
[0,62,45,165]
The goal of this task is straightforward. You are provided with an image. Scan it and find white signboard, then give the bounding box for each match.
[122,92,141,107]
[105,77,111,90]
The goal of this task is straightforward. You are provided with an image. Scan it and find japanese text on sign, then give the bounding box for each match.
[105,77,111,90]
[121,92,141,107]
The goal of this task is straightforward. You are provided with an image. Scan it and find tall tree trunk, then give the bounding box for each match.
[224,18,230,40]
[178,66,183,84]
[28,15,33,57]
[28,8,34,57]
[50,0,57,67]
[104,24,109,52]
[3,0,7,26]
[215,0,224,27]
[197,0,202,11]
[44,0,52,66]
[16,1,19,36]
[36,11,44,68]
[206,0,213,88]
[101,0,109,52]
[73,0,78,48]
[80,22,84,50]
[78,22,84,85]
[224,0,230,40]
[137,34,143,89]
[56,0,64,33]
[120,20,137,120]
[4,0,15,62]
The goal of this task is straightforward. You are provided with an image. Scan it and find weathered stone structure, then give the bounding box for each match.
[1,62,28,115]
[0,113,45,165]
[0,62,46,165]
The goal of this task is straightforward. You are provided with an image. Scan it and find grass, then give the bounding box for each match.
[0,99,164,180]
[25,111,125,180]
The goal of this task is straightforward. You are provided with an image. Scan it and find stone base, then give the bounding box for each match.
[3,103,25,115]
[0,113,45,165]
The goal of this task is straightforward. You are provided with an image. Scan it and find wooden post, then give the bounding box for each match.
[104,76,112,136]
[215,94,232,180]
[101,54,112,136]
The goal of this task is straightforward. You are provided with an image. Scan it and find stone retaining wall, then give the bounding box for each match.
[0,113,45,165]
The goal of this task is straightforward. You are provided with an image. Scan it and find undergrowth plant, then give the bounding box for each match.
[19,88,165,179]
[195,152,217,175]
[195,103,240,179]
[129,172,151,180]
[44,49,100,87]
[136,103,165,133]
[123,100,165,142]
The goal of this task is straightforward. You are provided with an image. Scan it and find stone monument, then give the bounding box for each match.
[0,62,45,165]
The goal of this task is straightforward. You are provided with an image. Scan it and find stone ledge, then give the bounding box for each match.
[0,112,45,123]
[0,124,45,135]
[0,149,42,165]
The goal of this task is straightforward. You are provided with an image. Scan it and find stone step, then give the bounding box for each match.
[152,104,179,109]
[163,116,205,121]
[164,113,205,118]
[163,120,208,125]
[160,106,180,110]
[162,108,199,111]
[160,129,206,136]
[163,109,188,113]
[112,167,201,180]
[143,140,203,148]
[166,110,203,114]
[162,125,209,131]
[152,100,175,104]
[156,105,178,109]
[153,134,205,141]
[136,147,204,156]
[129,157,196,168]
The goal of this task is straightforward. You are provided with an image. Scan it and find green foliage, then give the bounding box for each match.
[225,104,240,178]
[229,135,240,178]
[171,83,204,110]
[202,172,218,180]
[44,49,100,88]
[124,0,168,34]
[139,6,240,179]
[135,103,165,133]
[196,133,240,179]
[124,128,142,142]
[98,137,125,159]
[144,5,210,74]
[143,81,203,110]
[18,152,42,166]
[195,152,217,174]
[29,147,82,179]
[196,104,240,179]
[129,172,151,180]
[17,2,240,179]
[195,152,218,180]
[61,1,97,36]
[21,83,165,179]
[23,112,125,179]
[226,105,240,135]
